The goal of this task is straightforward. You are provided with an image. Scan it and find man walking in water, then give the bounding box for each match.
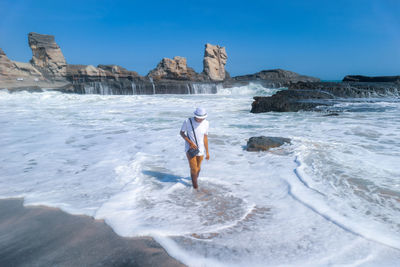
[180,107,209,189]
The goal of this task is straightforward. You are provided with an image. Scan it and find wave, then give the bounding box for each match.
[289,152,400,250]
[217,82,284,96]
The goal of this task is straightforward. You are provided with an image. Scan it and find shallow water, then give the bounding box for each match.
[1,84,400,266]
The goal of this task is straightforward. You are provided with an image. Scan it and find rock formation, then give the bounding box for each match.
[65,64,148,94]
[0,48,15,77]
[28,32,67,79]
[0,47,43,82]
[4,31,400,98]
[66,65,106,78]
[343,75,400,83]
[1,32,325,95]
[97,65,140,78]
[223,69,320,88]
[203,43,227,81]
[251,81,400,113]
[66,64,139,79]
[246,136,291,151]
[233,69,319,83]
[147,56,200,80]
[251,89,333,113]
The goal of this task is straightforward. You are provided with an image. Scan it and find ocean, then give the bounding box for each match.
[1,84,399,266]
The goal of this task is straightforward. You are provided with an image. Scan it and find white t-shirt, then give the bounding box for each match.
[181,118,209,156]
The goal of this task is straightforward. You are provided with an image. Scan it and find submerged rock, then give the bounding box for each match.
[323,113,340,116]
[251,89,333,113]
[246,136,291,151]
[343,75,400,83]
[203,43,228,81]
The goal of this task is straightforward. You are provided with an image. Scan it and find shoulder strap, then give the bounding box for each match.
[189,118,199,147]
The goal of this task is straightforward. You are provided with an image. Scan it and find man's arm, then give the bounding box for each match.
[180,131,197,149]
[204,134,209,160]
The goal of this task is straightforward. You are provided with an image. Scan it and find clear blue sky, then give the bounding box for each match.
[0,0,399,80]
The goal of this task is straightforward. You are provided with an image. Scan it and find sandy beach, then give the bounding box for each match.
[0,198,185,267]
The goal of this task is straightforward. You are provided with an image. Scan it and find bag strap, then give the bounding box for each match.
[189,118,199,147]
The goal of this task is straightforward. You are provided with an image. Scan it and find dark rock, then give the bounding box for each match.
[231,69,320,86]
[343,75,400,83]
[289,81,400,97]
[251,81,400,113]
[247,136,291,151]
[251,89,333,113]
[5,86,44,93]
[323,113,340,116]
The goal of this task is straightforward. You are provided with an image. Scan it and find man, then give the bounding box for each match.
[180,107,210,189]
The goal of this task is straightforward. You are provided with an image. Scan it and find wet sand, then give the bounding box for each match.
[0,198,185,267]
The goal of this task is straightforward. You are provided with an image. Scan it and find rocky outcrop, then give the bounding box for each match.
[0,48,44,83]
[0,48,15,77]
[65,64,148,94]
[67,65,106,78]
[203,44,227,81]
[97,65,140,78]
[289,81,400,97]
[66,64,220,95]
[12,62,43,77]
[251,81,400,113]
[251,89,333,113]
[229,69,320,88]
[28,32,67,79]
[11,31,400,99]
[147,56,201,80]
[246,136,291,151]
[343,75,400,83]
[3,32,327,94]
[67,64,139,80]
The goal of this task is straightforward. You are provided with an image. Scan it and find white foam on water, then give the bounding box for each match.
[1,88,400,266]
[289,153,400,249]
[216,82,283,96]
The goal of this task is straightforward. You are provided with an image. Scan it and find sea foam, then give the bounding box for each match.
[1,88,400,266]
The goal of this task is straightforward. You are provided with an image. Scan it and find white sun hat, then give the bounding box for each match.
[194,107,207,119]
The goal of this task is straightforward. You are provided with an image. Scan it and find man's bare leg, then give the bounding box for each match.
[187,153,199,189]
[191,169,199,189]
[187,154,204,189]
